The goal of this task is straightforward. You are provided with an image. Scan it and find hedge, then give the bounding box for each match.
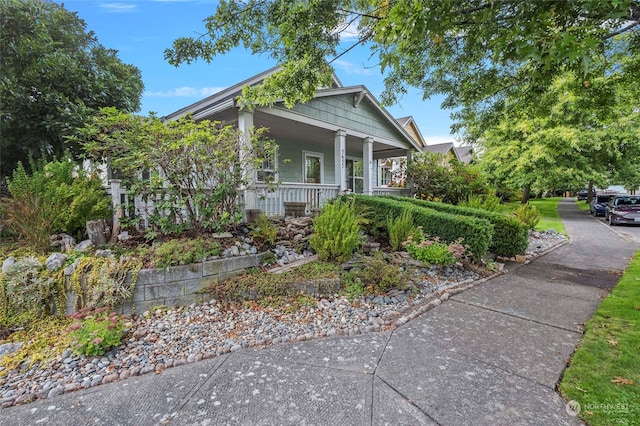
[348,195,493,260]
[384,196,528,257]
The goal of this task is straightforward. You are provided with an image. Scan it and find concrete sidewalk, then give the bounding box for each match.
[3,199,638,425]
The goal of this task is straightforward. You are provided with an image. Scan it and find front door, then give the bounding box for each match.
[346,158,363,193]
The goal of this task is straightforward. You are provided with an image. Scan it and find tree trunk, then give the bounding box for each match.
[522,185,531,204]
[86,219,108,246]
[587,181,594,204]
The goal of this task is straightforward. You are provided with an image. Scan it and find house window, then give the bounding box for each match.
[346,158,363,193]
[303,151,323,184]
[257,149,277,182]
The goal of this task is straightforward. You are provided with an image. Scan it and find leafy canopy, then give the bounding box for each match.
[76,108,278,236]
[0,0,144,177]
[166,1,640,122]
[477,65,640,198]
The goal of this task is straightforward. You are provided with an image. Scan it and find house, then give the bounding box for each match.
[377,116,427,187]
[164,67,423,216]
[424,142,475,164]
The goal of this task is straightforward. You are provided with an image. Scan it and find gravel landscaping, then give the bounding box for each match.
[0,230,567,409]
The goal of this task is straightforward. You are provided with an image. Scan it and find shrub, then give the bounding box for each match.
[68,307,125,356]
[387,196,528,257]
[514,202,541,229]
[151,237,221,268]
[1,157,111,250]
[387,209,415,251]
[404,232,468,266]
[0,257,58,317]
[350,252,408,293]
[68,256,142,309]
[459,193,502,213]
[339,273,367,301]
[309,197,365,262]
[351,195,492,260]
[78,109,278,234]
[210,261,340,306]
[249,213,278,247]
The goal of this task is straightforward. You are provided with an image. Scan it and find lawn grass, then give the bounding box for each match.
[559,249,640,425]
[504,197,566,234]
[576,199,591,212]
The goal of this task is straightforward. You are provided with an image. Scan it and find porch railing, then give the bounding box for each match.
[105,180,412,226]
[372,187,411,197]
[253,182,340,216]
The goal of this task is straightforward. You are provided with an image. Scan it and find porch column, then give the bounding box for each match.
[334,129,347,192]
[405,149,414,191]
[363,137,374,195]
[238,109,256,209]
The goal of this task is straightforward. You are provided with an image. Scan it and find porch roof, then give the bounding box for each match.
[164,67,423,153]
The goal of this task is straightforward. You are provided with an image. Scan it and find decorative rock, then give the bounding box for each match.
[74,240,94,252]
[95,249,114,258]
[2,257,15,274]
[90,375,103,387]
[0,231,568,410]
[102,374,119,384]
[211,232,233,239]
[64,383,81,393]
[50,234,76,252]
[0,342,23,358]
[47,386,64,399]
[64,259,80,276]
[117,231,130,242]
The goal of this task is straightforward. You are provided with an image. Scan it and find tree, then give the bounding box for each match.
[407,150,488,204]
[477,70,640,203]
[165,1,640,119]
[0,0,144,177]
[76,108,277,236]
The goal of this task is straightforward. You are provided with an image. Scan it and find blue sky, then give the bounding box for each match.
[60,0,457,145]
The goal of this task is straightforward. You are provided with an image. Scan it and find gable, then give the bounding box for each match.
[288,93,411,146]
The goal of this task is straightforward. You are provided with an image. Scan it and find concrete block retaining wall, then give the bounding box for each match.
[65,253,267,315]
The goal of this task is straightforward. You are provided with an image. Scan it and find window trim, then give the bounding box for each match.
[302,150,324,184]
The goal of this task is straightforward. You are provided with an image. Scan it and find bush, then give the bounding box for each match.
[309,197,365,262]
[387,196,528,257]
[68,256,142,309]
[459,193,502,212]
[387,209,415,251]
[404,232,468,266]
[249,213,278,247]
[1,157,111,250]
[0,257,58,317]
[68,307,125,356]
[351,195,492,260]
[150,237,221,268]
[350,252,408,293]
[78,109,277,234]
[514,202,541,229]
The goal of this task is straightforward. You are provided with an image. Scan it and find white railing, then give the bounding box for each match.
[253,182,340,216]
[373,187,411,197]
[106,180,411,226]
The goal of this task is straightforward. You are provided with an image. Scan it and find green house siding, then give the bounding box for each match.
[290,94,403,142]
[276,139,335,184]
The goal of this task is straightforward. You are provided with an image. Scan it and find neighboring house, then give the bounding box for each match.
[378,116,427,187]
[424,142,474,164]
[164,67,422,216]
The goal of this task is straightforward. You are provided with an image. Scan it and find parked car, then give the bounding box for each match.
[605,195,640,226]
[590,194,614,216]
[577,189,594,201]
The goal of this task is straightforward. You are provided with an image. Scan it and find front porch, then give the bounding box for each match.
[251,182,411,216]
